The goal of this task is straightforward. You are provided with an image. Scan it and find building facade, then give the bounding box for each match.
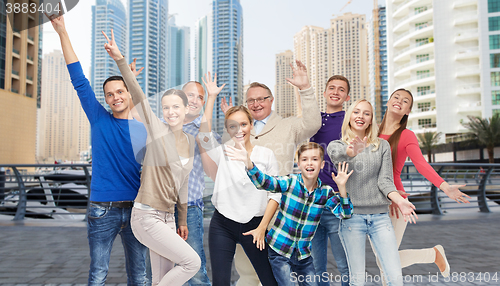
[0,0,41,164]
[91,0,127,111]
[37,51,90,162]
[274,50,298,118]
[369,5,388,123]
[211,0,243,135]
[128,0,168,117]
[294,13,369,112]
[193,14,213,85]
[167,16,190,89]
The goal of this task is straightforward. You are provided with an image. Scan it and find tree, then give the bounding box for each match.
[417,131,442,163]
[462,114,500,163]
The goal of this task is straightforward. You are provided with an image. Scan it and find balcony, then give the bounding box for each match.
[458,101,481,113]
[394,22,433,47]
[456,48,479,60]
[454,10,478,26]
[455,29,478,43]
[414,123,437,132]
[456,83,480,95]
[393,5,433,32]
[393,0,419,18]
[394,42,433,61]
[397,72,435,88]
[413,90,436,102]
[394,55,434,75]
[409,106,436,119]
[456,65,480,77]
[453,0,478,9]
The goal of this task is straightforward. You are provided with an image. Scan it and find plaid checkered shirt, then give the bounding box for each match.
[183,115,221,209]
[247,165,353,260]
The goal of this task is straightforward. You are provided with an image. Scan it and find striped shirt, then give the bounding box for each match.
[247,165,353,260]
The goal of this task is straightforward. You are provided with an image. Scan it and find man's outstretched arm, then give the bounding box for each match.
[46,12,77,65]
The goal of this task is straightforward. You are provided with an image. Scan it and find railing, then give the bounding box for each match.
[0,164,91,221]
[395,54,434,72]
[393,4,433,27]
[415,89,435,97]
[1,163,499,220]
[402,163,500,214]
[417,122,437,129]
[394,42,432,58]
[394,21,433,43]
[397,71,435,86]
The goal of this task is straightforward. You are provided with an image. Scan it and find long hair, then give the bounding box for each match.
[378,88,414,167]
[341,99,380,151]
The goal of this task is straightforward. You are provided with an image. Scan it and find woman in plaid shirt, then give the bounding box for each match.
[226,142,353,286]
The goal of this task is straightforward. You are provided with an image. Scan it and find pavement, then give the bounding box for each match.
[0,211,499,285]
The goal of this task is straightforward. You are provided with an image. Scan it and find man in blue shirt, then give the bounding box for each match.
[48,13,148,285]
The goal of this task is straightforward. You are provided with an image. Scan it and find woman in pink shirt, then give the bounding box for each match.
[375,88,471,281]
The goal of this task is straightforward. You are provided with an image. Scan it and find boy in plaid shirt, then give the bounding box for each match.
[226,142,353,285]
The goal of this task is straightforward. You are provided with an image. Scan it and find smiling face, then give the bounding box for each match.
[298,149,325,182]
[349,101,373,135]
[387,89,413,117]
[246,86,273,121]
[104,80,130,116]
[323,79,350,110]
[161,94,188,128]
[226,110,253,145]
[183,82,205,119]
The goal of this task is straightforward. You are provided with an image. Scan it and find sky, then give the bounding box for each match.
[43,0,382,87]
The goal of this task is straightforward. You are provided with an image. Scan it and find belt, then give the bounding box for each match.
[90,201,134,208]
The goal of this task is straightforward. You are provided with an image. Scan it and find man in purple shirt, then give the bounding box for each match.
[310,75,351,286]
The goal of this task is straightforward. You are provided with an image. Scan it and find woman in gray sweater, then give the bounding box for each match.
[327,99,417,286]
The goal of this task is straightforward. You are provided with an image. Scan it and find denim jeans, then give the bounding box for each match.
[87,203,149,286]
[175,205,211,286]
[311,210,349,286]
[209,209,277,286]
[339,213,403,286]
[268,247,316,286]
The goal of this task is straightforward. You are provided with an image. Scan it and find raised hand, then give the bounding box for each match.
[348,135,368,156]
[129,58,144,77]
[224,141,252,169]
[397,200,418,224]
[102,29,124,61]
[243,227,267,251]
[220,97,233,114]
[332,162,354,187]
[45,6,65,35]
[202,72,226,100]
[441,183,470,203]
[285,60,311,90]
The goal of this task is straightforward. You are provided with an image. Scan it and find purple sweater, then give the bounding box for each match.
[310,111,345,191]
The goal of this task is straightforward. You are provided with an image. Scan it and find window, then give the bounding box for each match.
[415,6,428,14]
[492,72,500,86]
[492,91,500,105]
[489,0,500,13]
[417,86,431,96]
[491,53,500,67]
[490,35,500,49]
[418,118,432,128]
[494,109,500,116]
[417,70,430,79]
[416,54,430,63]
[418,102,431,111]
[415,38,429,47]
[415,22,429,30]
[490,16,500,31]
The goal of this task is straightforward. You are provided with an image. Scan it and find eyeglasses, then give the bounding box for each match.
[246,96,271,106]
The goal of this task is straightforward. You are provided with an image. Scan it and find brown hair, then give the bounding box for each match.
[224,105,254,128]
[378,88,414,167]
[161,89,189,106]
[246,82,273,99]
[297,142,325,161]
[325,75,350,94]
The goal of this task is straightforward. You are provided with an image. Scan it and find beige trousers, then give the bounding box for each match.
[131,207,201,286]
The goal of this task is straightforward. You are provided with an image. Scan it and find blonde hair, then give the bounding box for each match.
[224,105,253,128]
[341,99,380,151]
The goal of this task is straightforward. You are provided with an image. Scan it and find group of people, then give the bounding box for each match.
[48,10,471,286]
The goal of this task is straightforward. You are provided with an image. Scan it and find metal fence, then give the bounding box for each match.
[1,163,499,220]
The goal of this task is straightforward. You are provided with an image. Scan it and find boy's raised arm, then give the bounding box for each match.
[47,13,77,65]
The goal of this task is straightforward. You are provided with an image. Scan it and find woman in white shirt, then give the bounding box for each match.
[198,105,279,286]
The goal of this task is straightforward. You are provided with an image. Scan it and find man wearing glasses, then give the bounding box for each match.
[230,60,322,285]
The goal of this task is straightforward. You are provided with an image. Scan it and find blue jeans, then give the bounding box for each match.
[175,206,211,286]
[311,210,349,286]
[268,247,316,286]
[339,213,403,286]
[87,203,149,286]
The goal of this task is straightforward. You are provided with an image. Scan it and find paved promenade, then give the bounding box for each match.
[0,211,499,285]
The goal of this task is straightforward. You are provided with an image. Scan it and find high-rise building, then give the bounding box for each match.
[369,5,388,123]
[211,0,243,135]
[386,0,488,140]
[294,13,369,112]
[167,16,190,89]
[274,50,298,118]
[0,0,42,164]
[91,0,127,112]
[128,0,168,118]
[37,50,90,162]
[193,14,213,85]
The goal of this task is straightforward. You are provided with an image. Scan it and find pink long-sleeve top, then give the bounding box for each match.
[379,129,444,197]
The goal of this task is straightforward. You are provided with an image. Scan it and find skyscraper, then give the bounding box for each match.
[211,0,243,135]
[128,0,168,118]
[369,5,388,123]
[294,13,369,112]
[37,50,90,162]
[193,14,213,85]
[0,0,42,164]
[274,50,297,118]
[167,16,190,89]
[91,0,127,111]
